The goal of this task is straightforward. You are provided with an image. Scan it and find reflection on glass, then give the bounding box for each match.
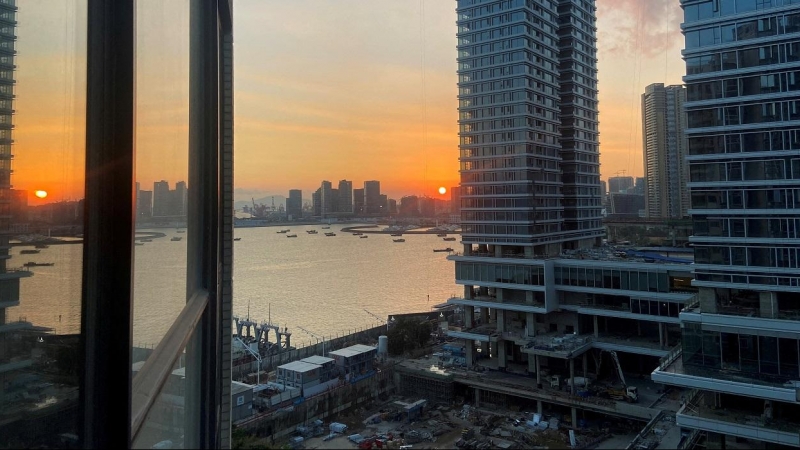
[132,346,188,449]
[0,0,86,447]
[133,1,190,352]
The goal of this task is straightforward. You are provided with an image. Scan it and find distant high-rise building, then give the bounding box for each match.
[608,176,634,194]
[138,190,153,219]
[399,196,419,217]
[450,186,460,214]
[153,180,171,217]
[378,194,388,215]
[634,177,645,195]
[353,188,364,215]
[642,83,688,218]
[364,180,380,214]
[388,199,397,215]
[599,180,607,206]
[337,180,353,214]
[320,180,333,217]
[609,193,644,217]
[175,181,188,216]
[286,189,302,219]
[312,188,321,217]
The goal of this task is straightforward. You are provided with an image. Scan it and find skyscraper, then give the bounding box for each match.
[152,180,170,217]
[363,180,380,215]
[320,180,333,217]
[608,176,634,194]
[353,188,364,215]
[337,180,352,214]
[458,0,600,254]
[652,2,800,447]
[642,83,689,218]
[450,186,460,215]
[175,180,188,216]
[137,190,153,219]
[286,189,302,219]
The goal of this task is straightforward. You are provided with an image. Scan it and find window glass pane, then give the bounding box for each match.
[1,1,86,446]
[133,1,190,353]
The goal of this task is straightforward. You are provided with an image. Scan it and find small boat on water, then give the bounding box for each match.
[360,235,368,239]
[390,233,402,237]
[24,262,54,267]
[433,248,454,253]
[436,233,447,237]
[234,237,242,241]
[393,239,405,243]
[324,232,336,237]
[20,249,40,255]
[286,234,298,238]
[306,230,318,234]
[352,232,363,236]
[171,237,182,241]
[322,226,331,229]
[277,229,290,234]
[443,237,456,241]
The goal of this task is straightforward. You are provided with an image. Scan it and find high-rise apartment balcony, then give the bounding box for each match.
[675,390,800,447]
[520,332,593,359]
[652,351,800,403]
[446,295,547,315]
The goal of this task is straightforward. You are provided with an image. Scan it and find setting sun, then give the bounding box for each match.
[438,187,446,195]
[34,190,48,199]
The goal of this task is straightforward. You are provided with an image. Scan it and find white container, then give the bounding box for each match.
[378,335,389,355]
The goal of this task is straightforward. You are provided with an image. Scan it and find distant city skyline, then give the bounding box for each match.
[11,0,684,207]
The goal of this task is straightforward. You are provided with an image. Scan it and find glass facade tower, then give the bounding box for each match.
[652,1,800,447]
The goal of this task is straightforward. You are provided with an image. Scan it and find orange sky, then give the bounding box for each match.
[12,0,686,205]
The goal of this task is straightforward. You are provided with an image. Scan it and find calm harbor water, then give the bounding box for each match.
[9,224,459,347]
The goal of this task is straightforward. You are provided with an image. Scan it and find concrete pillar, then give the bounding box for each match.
[496,309,505,333]
[760,291,778,319]
[480,306,489,324]
[582,353,588,378]
[490,342,497,360]
[571,407,578,429]
[474,388,481,408]
[526,291,534,304]
[464,244,472,256]
[498,341,507,369]
[699,287,717,313]
[528,354,536,374]
[525,246,533,258]
[659,323,664,349]
[466,341,475,367]
[480,341,489,357]
[593,316,599,337]
[465,305,475,328]
[464,285,473,299]
[664,325,669,347]
[495,244,503,258]
[569,358,575,395]
[526,313,535,337]
[535,356,541,385]
[496,288,503,303]
[537,400,543,415]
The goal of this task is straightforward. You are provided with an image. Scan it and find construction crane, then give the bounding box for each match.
[297,325,326,356]
[595,350,638,403]
[234,336,263,385]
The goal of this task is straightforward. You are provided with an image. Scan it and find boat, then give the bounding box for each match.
[171,237,182,241]
[234,237,242,241]
[443,237,456,242]
[352,232,363,236]
[324,232,336,237]
[277,229,290,234]
[393,239,405,243]
[286,234,297,238]
[35,244,49,249]
[24,262,54,267]
[437,233,447,237]
[322,226,331,229]
[360,235,368,239]
[390,233,402,237]
[20,249,40,255]
[433,248,454,253]
[306,230,318,234]
[177,229,186,233]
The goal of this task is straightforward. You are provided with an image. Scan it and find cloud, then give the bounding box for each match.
[597,0,683,58]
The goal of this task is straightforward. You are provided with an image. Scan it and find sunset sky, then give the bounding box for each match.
[12,0,686,205]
